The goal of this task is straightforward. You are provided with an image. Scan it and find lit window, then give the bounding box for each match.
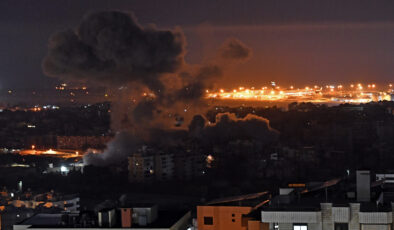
[294,224,307,230]
[204,217,213,225]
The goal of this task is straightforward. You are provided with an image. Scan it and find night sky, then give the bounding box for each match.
[1,0,394,89]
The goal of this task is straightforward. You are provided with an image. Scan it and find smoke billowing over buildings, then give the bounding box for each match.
[4,2,394,229]
[42,10,262,166]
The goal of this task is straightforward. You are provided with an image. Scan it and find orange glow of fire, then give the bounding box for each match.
[44,149,57,154]
[19,149,83,159]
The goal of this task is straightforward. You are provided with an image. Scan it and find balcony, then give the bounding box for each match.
[332,207,350,223]
[359,212,392,224]
[261,211,321,223]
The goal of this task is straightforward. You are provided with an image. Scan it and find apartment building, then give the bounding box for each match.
[261,170,394,230]
[197,192,270,230]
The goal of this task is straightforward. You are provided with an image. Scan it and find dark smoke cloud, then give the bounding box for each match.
[188,114,206,138]
[132,100,157,123]
[172,65,222,103]
[189,115,206,131]
[194,112,278,144]
[220,38,252,61]
[43,11,185,90]
[121,64,223,131]
[42,10,255,166]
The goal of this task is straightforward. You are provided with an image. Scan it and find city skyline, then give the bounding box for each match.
[1,2,394,230]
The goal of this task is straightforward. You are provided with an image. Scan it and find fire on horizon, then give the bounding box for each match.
[206,83,394,104]
[19,147,83,159]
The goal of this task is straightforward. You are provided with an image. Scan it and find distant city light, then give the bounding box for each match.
[206,83,393,104]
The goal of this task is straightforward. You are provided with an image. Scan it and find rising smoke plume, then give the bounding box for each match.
[43,11,185,91]
[84,132,141,166]
[43,10,262,166]
[84,112,278,166]
[189,113,278,145]
[219,38,252,61]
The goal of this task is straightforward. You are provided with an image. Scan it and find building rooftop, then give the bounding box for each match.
[263,170,394,213]
[18,213,63,226]
[17,211,188,229]
[135,210,187,229]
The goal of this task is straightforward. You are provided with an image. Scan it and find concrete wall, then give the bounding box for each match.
[275,223,323,230]
[261,211,321,223]
[361,225,390,230]
[348,203,360,230]
[277,223,292,230]
[321,203,333,230]
[332,207,350,223]
[359,212,392,224]
[13,225,31,230]
[309,223,322,230]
